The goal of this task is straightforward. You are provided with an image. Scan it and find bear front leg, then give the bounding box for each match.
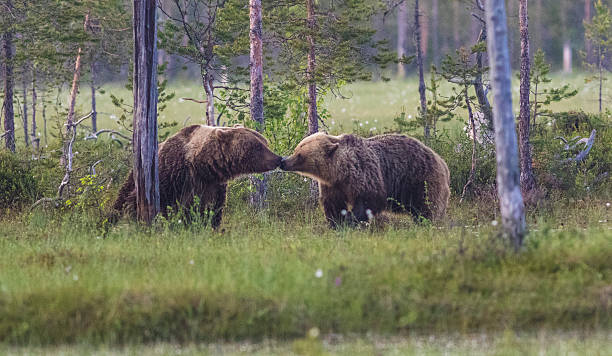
[352,193,385,223]
[319,185,350,228]
[210,184,227,229]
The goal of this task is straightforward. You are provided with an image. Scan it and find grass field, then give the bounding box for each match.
[2,74,611,353]
[15,72,607,148]
[0,198,610,347]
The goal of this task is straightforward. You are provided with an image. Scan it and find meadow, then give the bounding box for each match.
[1,76,611,354]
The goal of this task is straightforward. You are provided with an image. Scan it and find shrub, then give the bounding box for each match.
[0,151,40,210]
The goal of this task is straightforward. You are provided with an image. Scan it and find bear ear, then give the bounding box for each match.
[326,142,339,157]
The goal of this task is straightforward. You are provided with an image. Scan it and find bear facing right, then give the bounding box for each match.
[280,132,450,227]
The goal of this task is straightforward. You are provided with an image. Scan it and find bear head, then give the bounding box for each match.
[280,132,340,184]
[217,125,282,176]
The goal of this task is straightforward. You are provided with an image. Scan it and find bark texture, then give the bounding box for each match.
[249,0,264,130]
[2,22,15,152]
[415,0,428,140]
[133,0,160,224]
[485,0,527,249]
[306,0,318,135]
[31,71,38,148]
[519,0,536,194]
[249,0,267,208]
[432,0,439,65]
[22,73,28,147]
[90,60,97,132]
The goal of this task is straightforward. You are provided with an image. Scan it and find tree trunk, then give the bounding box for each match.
[42,91,47,145]
[22,72,28,147]
[306,0,318,135]
[431,0,439,65]
[90,59,97,132]
[249,0,267,209]
[397,1,407,77]
[133,0,160,224]
[460,85,478,202]
[485,0,527,250]
[2,21,15,152]
[250,0,264,130]
[203,72,215,126]
[415,0,428,140]
[599,44,603,113]
[519,0,536,194]
[563,41,572,73]
[31,70,38,149]
[474,26,493,129]
[585,0,592,64]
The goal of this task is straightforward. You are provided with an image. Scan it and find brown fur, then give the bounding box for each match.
[113,124,281,228]
[281,132,450,227]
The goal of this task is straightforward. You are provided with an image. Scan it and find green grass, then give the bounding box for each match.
[0,198,610,345]
[2,331,611,355]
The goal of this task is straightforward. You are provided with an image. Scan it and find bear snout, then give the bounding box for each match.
[280,157,289,170]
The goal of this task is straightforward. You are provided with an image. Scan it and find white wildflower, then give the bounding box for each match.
[308,327,320,339]
[606,202,610,208]
[340,209,347,216]
[491,220,498,226]
[179,97,185,103]
[73,274,79,281]
[366,209,374,220]
[110,114,117,120]
[359,123,363,127]
[189,260,194,265]
[315,269,323,278]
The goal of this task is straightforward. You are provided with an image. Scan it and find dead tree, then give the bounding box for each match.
[306,0,318,135]
[65,13,91,163]
[2,6,15,152]
[90,59,98,132]
[485,0,527,250]
[132,0,160,224]
[22,69,28,147]
[518,0,536,194]
[415,0,429,140]
[397,0,408,77]
[249,0,267,208]
[31,69,38,149]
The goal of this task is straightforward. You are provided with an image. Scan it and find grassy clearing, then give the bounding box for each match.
[20,73,605,149]
[0,198,610,345]
[2,331,611,355]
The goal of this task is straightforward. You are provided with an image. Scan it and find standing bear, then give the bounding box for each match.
[113,124,281,228]
[280,132,450,227]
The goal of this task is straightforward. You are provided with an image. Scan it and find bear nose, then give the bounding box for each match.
[280,157,288,170]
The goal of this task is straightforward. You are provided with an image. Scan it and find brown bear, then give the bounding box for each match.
[280,132,450,227]
[113,124,281,228]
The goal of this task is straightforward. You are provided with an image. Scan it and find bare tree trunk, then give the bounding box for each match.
[31,70,38,149]
[397,1,407,77]
[485,0,527,250]
[306,0,318,135]
[90,59,97,132]
[585,0,592,64]
[519,0,536,195]
[460,85,478,202]
[431,0,439,65]
[2,20,15,152]
[58,13,90,197]
[474,26,493,128]
[306,0,319,200]
[415,0,428,140]
[42,91,47,145]
[249,0,267,209]
[563,41,572,73]
[599,44,603,113]
[133,0,160,224]
[22,72,29,147]
[203,72,215,126]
